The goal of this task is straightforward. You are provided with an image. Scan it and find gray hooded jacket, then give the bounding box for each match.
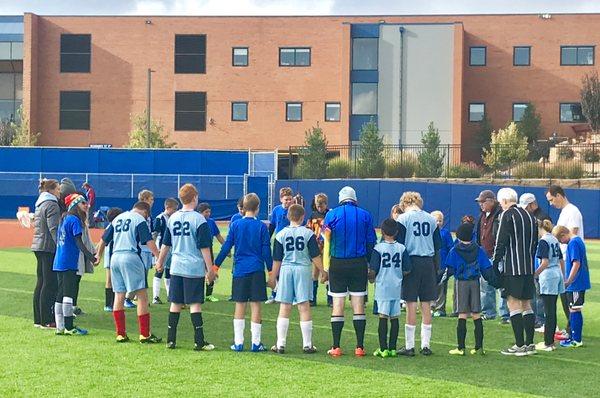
[31,192,61,253]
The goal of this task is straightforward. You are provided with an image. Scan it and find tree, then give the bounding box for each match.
[475,113,493,151]
[416,122,445,177]
[519,103,542,144]
[482,122,529,170]
[125,110,175,148]
[0,120,15,146]
[581,71,600,132]
[357,119,385,178]
[3,106,39,147]
[296,123,328,179]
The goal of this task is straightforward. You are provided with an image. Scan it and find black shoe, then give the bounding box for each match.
[166,341,176,349]
[270,345,285,354]
[420,347,433,356]
[73,307,84,316]
[303,346,317,354]
[310,301,317,307]
[397,347,415,357]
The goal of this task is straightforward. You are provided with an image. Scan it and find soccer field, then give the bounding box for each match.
[0,232,597,397]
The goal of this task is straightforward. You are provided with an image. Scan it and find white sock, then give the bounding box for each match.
[421,323,432,349]
[54,302,64,330]
[152,277,162,299]
[276,317,290,348]
[164,278,171,296]
[233,319,245,346]
[251,321,262,346]
[300,320,313,348]
[62,296,74,318]
[405,324,416,350]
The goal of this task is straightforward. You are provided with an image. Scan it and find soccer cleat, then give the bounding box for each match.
[387,349,397,358]
[432,311,446,318]
[554,331,569,341]
[251,343,267,352]
[116,334,130,343]
[420,347,433,356]
[139,334,162,344]
[230,343,244,352]
[34,323,42,328]
[271,345,285,354]
[205,295,219,303]
[501,345,527,356]
[73,307,84,316]
[499,318,510,325]
[535,325,545,334]
[124,299,137,309]
[449,348,465,356]
[525,344,537,355]
[264,298,276,304]
[470,348,486,355]
[397,347,415,357]
[152,297,163,305]
[535,342,555,351]
[355,347,366,357]
[194,342,215,351]
[310,301,317,307]
[64,327,88,336]
[481,314,496,321]
[40,323,56,330]
[560,339,583,348]
[373,348,388,358]
[303,346,317,354]
[166,341,176,349]
[103,306,113,312]
[55,329,65,336]
[327,347,343,357]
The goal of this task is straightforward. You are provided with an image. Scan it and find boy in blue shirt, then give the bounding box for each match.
[156,184,216,351]
[442,222,496,356]
[230,197,244,224]
[554,226,591,348]
[431,210,454,317]
[198,202,226,303]
[152,198,179,305]
[215,193,273,352]
[368,219,411,358]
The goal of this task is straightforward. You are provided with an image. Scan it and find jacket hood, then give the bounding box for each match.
[455,241,479,263]
[36,191,58,207]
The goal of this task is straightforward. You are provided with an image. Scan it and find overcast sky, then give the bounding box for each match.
[1,0,600,16]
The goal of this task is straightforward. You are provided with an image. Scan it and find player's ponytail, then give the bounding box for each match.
[538,219,553,233]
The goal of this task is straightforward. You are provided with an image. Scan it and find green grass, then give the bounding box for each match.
[0,234,598,397]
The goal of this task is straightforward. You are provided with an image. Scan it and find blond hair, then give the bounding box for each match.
[430,210,444,223]
[243,193,260,212]
[552,225,570,239]
[138,189,154,202]
[539,219,554,233]
[399,191,423,210]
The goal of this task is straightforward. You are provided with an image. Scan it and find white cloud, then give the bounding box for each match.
[130,0,336,15]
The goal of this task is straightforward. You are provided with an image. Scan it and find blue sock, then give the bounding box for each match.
[570,312,583,342]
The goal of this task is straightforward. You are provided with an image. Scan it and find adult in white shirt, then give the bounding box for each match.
[545,185,584,239]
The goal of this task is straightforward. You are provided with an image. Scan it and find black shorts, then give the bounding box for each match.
[566,291,585,309]
[502,274,535,300]
[402,256,437,302]
[232,271,267,302]
[56,270,78,302]
[328,257,367,297]
[168,275,205,304]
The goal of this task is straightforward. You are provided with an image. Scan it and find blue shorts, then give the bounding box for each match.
[538,267,565,296]
[276,266,312,305]
[232,271,267,302]
[169,275,205,304]
[110,252,148,293]
[140,251,153,271]
[377,300,402,317]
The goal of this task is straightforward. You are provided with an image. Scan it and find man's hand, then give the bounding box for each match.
[320,270,328,284]
[367,269,376,283]
[93,256,101,266]
[155,261,163,273]
[267,274,277,289]
[206,268,216,284]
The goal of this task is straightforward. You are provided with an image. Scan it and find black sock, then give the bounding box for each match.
[474,318,484,350]
[105,288,114,307]
[312,281,318,303]
[389,318,399,351]
[542,295,557,346]
[378,318,388,350]
[510,312,525,347]
[326,284,332,305]
[523,311,535,345]
[65,315,74,330]
[331,316,344,348]
[457,318,467,349]
[168,312,180,344]
[206,282,214,297]
[191,312,205,345]
[353,314,366,349]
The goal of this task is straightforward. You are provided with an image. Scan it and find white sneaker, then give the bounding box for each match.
[535,342,555,351]
[264,298,276,304]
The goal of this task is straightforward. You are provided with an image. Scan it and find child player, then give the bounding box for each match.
[214,193,273,352]
[305,193,329,307]
[152,198,179,304]
[155,184,216,351]
[230,197,244,224]
[101,207,123,312]
[96,201,162,343]
[368,219,411,358]
[269,204,324,354]
[198,202,226,302]
[431,210,454,317]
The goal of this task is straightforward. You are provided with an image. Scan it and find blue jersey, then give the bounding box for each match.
[323,202,376,259]
[270,205,290,234]
[153,212,170,248]
[140,215,153,253]
[443,242,491,281]
[397,210,441,257]
[536,233,562,270]
[369,241,411,301]
[215,216,273,277]
[439,227,454,264]
[207,218,220,243]
[273,225,320,267]
[565,236,591,292]
[230,212,242,224]
[162,209,212,278]
[102,211,152,255]
[53,214,83,272]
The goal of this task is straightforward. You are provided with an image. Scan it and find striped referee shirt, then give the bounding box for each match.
[491,204,538,276]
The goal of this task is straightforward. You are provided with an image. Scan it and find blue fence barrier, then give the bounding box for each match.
[276,180,600,239]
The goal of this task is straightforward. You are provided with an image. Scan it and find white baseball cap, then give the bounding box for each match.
[338,186,357,203]
[518,193,536,208]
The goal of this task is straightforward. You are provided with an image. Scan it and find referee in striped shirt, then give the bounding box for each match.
[492,188,538,356]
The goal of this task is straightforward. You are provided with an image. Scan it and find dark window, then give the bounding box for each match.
[352,38,378,70]
[513,46,530,66]
[513,103,528,122]
[325,102,341,122]
[352,83,377,115]
[469,47,486,66]
[561,46,594,65]
[468,103,485,122]
[232,47,248,66]
[175,92,206,131]
[60,34,91,73]
[231,102,248,121]
[560,103,586,123]
[175,35,206,74]
[279,48,311,66]
[60,91,90,130]
[286,102,302,121]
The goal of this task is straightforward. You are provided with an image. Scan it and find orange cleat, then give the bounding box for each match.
[355,347,366,357]
[327,347,343,357]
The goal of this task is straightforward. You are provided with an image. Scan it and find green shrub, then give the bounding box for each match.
[582,148,600,163]
[416,122,445,178]
[386,154,418,178]
[357,120,385,178]
[546,162,584,179]
[327,157,352,178]
[483,122,529,170]
[512,162,546,178]
[557,146,575,160]
[297,124,328,179]
[445,163,483,178]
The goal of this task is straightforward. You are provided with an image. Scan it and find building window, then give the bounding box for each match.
[513,46,530,66]
[232,47,248,66]
[560,103,586,123]
[175,35,206,74]
[60,34,91,73]
[352,38,378,70]
[59,91,90,130]
[0,42,22,60]
[513,103,528,122]
[286,102,302,121]
[325,102,341,122]
[561,46,594,66]
[352,83,377,115]
[175,92,206,131]
[231,102,248,121]
[468,103,485,122]
[469,46,486,66]
[279,48,311,67]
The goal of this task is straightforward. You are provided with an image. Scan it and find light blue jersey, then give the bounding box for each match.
[273,225,320,267]
[102,211,152,255]
[162,209,212,278]
[537,233,562,269]
[536,233,565,295]
[396,210,439,257]
[369,241,411,302]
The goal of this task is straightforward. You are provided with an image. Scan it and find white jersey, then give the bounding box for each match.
[273,225,319,267]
